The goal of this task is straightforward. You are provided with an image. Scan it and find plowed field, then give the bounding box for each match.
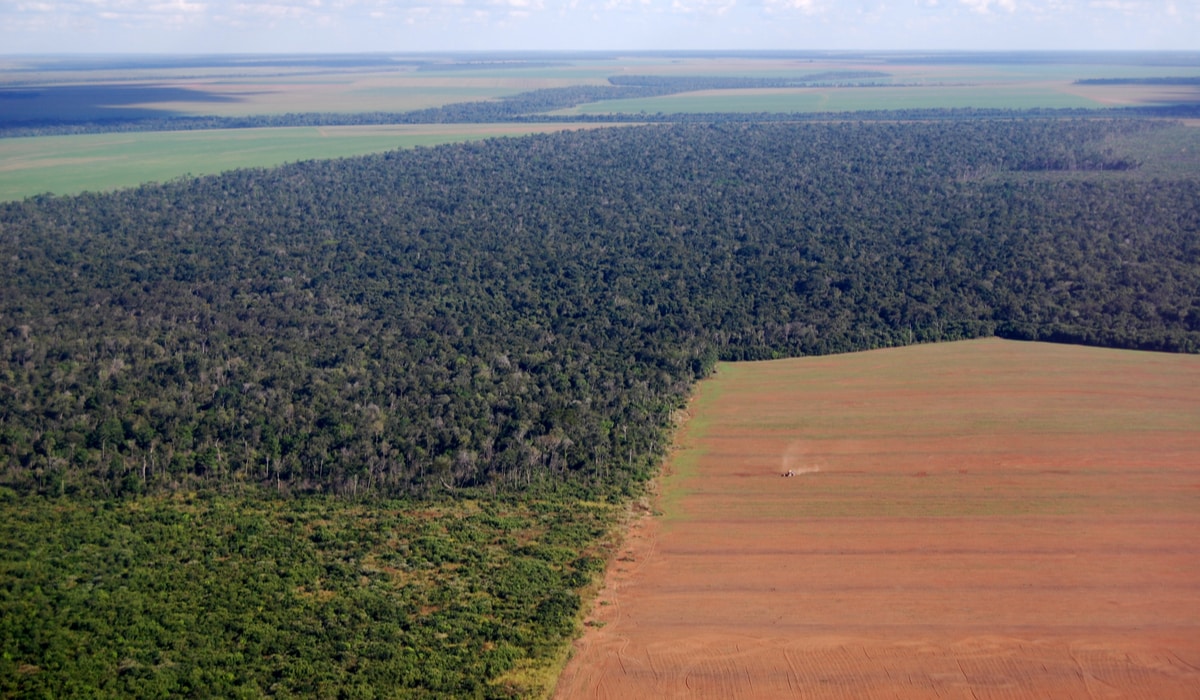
[554,338,1200,699]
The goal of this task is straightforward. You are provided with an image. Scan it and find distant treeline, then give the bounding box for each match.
[1075,76,1200,85]
[416,61,572,71]
[5,54,419,73]
[890,51,1200,66]
[5,104,1200,140]
[2,119,1197,500]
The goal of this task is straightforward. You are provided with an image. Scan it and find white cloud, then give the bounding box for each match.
[150,0,208,12]
[669,0,739,15]
[1088,0,1140,11]
[764,0,821,13]
[232,2,316,19]
[958,0,1016,13]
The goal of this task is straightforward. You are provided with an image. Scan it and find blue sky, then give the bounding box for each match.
[1,0,1195,54]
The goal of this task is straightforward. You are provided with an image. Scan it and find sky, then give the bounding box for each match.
[0,0,1196,54]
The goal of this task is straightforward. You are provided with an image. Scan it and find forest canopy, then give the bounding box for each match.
[1,118,1199,501]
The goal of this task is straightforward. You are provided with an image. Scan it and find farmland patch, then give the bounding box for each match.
[0,123,624,201]
[555,338,1200,699]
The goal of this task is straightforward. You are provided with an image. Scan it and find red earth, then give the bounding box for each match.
[554,338,1200,699]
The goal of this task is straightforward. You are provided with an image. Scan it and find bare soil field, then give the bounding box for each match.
[134,73,594,117]
[555,338,1200,699]
[1061,82,1200,107]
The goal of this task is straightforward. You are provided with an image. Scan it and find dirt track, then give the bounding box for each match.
[554,338,1200,699]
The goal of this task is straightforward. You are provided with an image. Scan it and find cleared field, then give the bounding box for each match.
[0,64,610,119]
[0,123,622,201]
[8,54,1193,122]
[558,57,1200,115]
[563,84,1109,115]
[1064,83,1200,108]
[128,73,606,117]
[144,81,520,117]
[555,338,1200,699]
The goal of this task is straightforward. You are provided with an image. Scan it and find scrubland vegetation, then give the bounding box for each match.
[1,493,613,698]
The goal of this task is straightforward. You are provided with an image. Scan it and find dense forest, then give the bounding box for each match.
[2,118,1198,501]
[1075,76,1200,85]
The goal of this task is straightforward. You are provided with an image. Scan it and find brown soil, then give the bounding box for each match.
[1062,82,1200,107]
[554,338,1200,699]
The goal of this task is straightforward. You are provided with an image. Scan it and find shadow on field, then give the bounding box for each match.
[0,85,243,126]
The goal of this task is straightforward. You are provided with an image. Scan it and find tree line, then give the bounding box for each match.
[1075,77,1200,85]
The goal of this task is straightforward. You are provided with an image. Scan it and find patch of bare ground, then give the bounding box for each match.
[554,338,1200,699]
[1062,83,1200,106]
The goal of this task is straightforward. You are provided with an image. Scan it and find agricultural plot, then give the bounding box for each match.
[116,79,522,118]
[0,61,606,120]
[0,123,618,200]
[561,84,1104,115]
[555,338,1200,699]
[558,55,1200,115]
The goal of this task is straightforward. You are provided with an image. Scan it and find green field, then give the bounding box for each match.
[0,124,619,200]
[173,84,521,117]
